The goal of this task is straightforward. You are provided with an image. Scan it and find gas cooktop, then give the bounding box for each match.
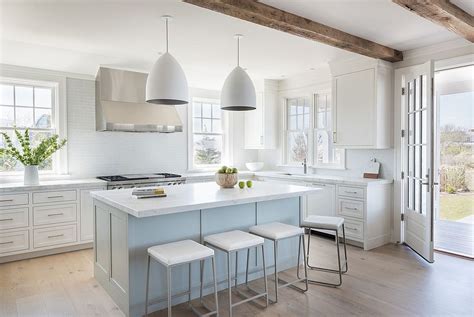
[97,173,182,182]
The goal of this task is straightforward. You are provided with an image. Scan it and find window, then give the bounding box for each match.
[314,93,344,168]
[190,98,225,169]
[286,97,311,165]
[284,92,344,169]
[0,81,58,173]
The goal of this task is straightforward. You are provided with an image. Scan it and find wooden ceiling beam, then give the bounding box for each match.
[183,0,403,62]
[393,0,474,42]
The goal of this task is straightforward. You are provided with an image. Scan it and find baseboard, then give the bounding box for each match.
[365,234,391,250]
[0,242,93,264]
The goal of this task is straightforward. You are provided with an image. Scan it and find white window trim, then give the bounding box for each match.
[282,95,313,167]
[187,97,230,172]
[0,65,68,175]
[312,91,346,169]
[281,89,345,170]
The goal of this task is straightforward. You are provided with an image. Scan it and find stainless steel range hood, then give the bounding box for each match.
[95,67,183,132]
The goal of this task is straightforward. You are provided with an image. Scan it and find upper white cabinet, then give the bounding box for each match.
[244,79,278,149]
[330,59,393,149]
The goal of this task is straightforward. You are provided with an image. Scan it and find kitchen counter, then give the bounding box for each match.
[255,171,393,186]
[92,180,317,316]
[0,178,107,193]
[91,181,317,218]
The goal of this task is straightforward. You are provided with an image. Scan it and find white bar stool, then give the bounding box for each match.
[145,239,219,317]
[300,215,348,287]
[204,230,268,317]
[249,222,308,303]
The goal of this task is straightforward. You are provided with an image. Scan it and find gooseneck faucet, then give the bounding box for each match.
[302,158,307,174]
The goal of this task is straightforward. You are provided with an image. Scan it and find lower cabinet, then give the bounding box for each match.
[306,183,336,218]
[258,176,392,250]
[80,188,105,242]
[0,183,106,263]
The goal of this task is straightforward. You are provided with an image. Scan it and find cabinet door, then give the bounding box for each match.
[81,187,105,241]
[333,69,375,147]
[244,92,264,149]
[306,183,336,218]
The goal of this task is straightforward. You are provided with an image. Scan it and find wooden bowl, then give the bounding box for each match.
[215,173,238,188]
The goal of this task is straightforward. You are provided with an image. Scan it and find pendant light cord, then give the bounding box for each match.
[165,18,169,53]
[236,36,240,67]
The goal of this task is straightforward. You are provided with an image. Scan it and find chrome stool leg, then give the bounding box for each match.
[167,266,172,317]
[304,226,348,287]
[145,255,151,316]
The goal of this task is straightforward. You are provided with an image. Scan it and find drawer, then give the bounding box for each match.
[338,199,364,219]
[0,230,29,254]
[338,186,364,199]
[33,190,77,204]
[33,204,77,226]
[0,193,29,207]
[341,219,364,241]
[0,207,29,230]
[33,225,77,249]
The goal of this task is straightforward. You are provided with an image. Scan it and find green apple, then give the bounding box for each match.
[232,167,238,174]
[246,180,253,188]
[238,181,245,189]
[225,167,233,174]
[221,165,228,171]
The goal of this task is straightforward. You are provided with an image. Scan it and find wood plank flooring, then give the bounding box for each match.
[0,235,473,317]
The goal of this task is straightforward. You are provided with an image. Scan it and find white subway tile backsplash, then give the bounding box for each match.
[66,78,188,177]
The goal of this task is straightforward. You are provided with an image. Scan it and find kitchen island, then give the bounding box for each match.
[91,181,318,317]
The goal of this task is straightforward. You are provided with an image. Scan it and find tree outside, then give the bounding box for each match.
[194,135,221,166]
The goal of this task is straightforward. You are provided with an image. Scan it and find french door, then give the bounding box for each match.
[402,61,436,263]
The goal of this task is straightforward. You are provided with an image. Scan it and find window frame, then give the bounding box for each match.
[313,92,345,169]
[282,95,313,166]
[0,67,67,176]
[282,90,345,169]
[188,97,229,171]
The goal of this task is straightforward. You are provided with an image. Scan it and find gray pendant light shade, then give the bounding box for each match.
[221,35,256,111]
[146,16,189,105]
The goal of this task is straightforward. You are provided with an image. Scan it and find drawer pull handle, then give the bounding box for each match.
[47,195,64,199]
[0,199,14,202]
[345,207,358,211]
[346,227,358,231]
[0,218,14,222]
[0,241,14,245]
[47,213,64,217]
[48,234,64,239]
[345,191,358,194]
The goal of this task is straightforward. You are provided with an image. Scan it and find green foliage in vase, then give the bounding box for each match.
[0,128,66,166]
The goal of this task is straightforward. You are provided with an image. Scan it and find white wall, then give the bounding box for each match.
[258,63,395,180]
[67,78,189,177]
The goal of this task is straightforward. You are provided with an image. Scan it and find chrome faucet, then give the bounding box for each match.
[302,158,307,174]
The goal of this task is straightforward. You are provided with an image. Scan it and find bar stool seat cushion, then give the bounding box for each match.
[204,230,264,252]
[148,239,214,266]
[249,222,304,240]
[301,216,344,230]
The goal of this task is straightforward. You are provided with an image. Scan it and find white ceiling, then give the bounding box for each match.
[0,0,469,90]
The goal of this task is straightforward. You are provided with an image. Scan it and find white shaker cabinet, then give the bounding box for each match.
[244,79,278,149]
[305,183,336,218]
[330,59,393,149]
[80,187,105,241]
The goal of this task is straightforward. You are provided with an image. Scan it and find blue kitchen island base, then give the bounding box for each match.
[93,197,303,317]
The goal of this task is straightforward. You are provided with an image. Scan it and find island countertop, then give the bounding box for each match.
[91,181,319,218]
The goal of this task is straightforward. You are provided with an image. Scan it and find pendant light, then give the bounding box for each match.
[146,15,189,105]
[221,34,256,111]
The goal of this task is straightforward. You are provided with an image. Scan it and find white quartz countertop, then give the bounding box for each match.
[255,171,393,186]
[0,178,107,193]
[91,181,319,218]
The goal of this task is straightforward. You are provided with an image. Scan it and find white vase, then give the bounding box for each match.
[24,165,39,185]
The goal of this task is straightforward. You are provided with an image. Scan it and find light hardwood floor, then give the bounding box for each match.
[0,235,473,317]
